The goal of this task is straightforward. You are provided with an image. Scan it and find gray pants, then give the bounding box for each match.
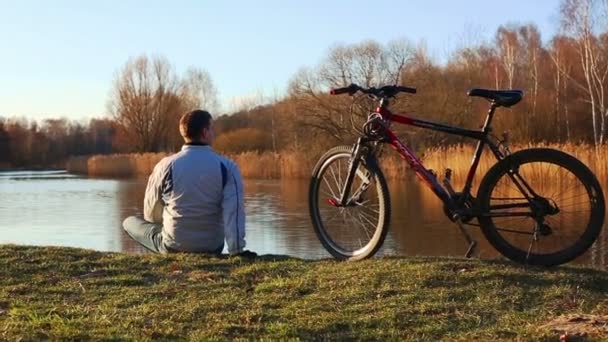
[122,216,223,254]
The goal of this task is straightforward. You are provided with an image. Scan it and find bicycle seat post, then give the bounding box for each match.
[482,103,499,134]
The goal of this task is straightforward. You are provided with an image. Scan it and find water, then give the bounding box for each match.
[1,170,607,269]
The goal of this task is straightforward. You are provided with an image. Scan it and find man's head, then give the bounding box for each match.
[179,110,214,144]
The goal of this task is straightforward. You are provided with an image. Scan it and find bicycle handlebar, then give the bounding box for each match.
[395,86,417,94]
[330,83,360,95]
[330,83,416,97]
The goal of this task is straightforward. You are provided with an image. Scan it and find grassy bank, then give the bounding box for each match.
[1,245,607,340]
[66,143,608,180]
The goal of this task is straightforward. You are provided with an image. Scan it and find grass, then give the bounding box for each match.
[1,245,608,340]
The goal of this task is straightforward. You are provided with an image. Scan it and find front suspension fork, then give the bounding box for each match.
[339,139,363,205]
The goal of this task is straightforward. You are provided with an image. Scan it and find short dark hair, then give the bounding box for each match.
[179,110,212,140]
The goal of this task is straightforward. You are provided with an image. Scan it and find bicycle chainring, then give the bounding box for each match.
[444,193,477,223]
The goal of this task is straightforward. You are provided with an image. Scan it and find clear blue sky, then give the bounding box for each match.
[0,0,560,121]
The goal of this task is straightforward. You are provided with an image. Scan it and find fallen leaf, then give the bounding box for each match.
[170,262,181,273]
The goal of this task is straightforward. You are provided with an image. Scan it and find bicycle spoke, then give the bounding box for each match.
[338,159,342,192]
[322,176,338,199]
[321,190,335,199]
[355,211,374,240]
[356,209,378,230]
[328,164,341,196]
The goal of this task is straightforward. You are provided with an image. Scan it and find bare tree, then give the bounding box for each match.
[560,0,608,145]
[318,40,414,88]
[550,36,576,141]
[385,39,416,84]
[496,26,520,89]
[108,55,182,152]
[318,44,355,87]
[226,89,268,113]
[289,40,417,143]
[181,67,219,113]
[519,25,542,119]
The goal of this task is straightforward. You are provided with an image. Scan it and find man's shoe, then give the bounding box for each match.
[237,250,257,259]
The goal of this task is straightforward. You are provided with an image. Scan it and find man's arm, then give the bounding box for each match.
[143,160,168,223]
[221,160,246,255]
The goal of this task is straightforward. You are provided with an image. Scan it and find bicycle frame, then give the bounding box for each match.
[318,85,603,262]
[373,100,504,213]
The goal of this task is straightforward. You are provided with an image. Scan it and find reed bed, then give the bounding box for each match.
[65,143,608,180]
[418,143,608,186]
[66,153,167,178]
[65,156,88,174]
[66,151,314,179]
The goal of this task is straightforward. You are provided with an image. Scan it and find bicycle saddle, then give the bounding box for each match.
[468,88,524,107]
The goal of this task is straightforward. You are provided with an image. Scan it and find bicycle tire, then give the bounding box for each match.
[477,148,605,266]
[309,145,391,260]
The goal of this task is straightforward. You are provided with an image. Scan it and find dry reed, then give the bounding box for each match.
[66,153,167,178]
[65,143,608,180]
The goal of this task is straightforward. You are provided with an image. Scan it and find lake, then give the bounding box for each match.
[1,170,607,269]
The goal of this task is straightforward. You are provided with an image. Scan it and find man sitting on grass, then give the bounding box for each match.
[123,109,255,258]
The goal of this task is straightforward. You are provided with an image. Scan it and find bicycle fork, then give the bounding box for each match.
[338,140,363,206]
[337,138,373,206]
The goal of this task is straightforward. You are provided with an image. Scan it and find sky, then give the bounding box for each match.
[0,0,561,121]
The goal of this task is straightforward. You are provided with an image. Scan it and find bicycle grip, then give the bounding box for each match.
[330,83,359,95]
[397,86,417,94]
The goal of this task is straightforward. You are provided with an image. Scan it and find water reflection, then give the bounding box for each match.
[0,171,123,251]
[0,170,606,269]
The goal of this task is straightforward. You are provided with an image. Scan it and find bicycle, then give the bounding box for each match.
[308,83,605,266]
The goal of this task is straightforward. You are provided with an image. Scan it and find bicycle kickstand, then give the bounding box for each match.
[455,218,477,258]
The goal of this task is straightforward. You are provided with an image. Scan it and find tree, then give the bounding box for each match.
[109,55,186,152]
[496,26,520,89]
[180,67,219,113]
[549,36,577,141]
[0,119,10,165]
[289,39,416,144]
[108,55,220,152]
[560,0,608,145]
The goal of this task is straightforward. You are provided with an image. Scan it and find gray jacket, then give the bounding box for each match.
[143,144,246,254]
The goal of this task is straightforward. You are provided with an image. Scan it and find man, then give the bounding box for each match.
[123,109,255,257]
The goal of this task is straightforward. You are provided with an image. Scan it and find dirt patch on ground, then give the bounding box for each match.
[540,314,608,340]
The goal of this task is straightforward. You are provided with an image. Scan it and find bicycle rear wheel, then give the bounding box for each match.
[477,148,605,266]
[309,145,390,260]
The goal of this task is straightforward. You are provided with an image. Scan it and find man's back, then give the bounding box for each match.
[123,110,248,256]
[144,144,245,253]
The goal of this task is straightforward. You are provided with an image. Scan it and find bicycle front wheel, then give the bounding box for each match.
[309,145,391,260]
[477,148,605,266]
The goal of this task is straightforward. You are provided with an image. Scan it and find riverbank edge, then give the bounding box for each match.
[0,244,607,340]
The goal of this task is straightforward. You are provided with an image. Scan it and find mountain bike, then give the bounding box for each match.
[308,83,605,266]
